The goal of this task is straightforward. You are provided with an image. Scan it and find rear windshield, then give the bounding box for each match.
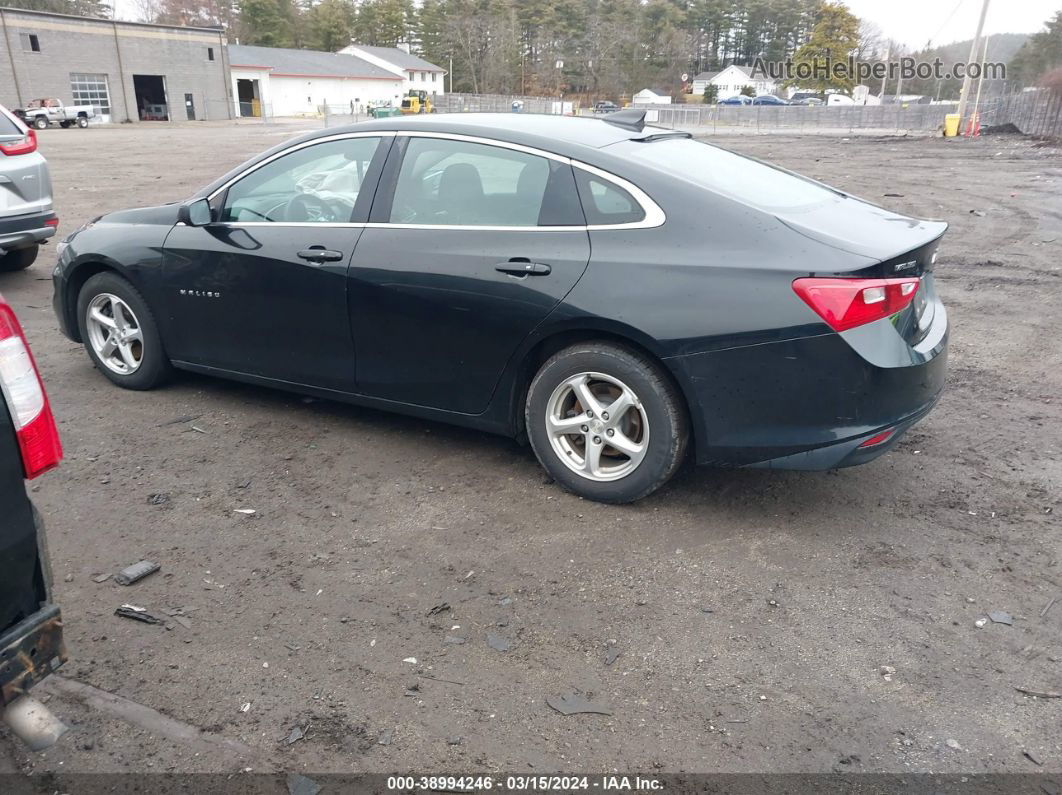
[0,111,22,136]
[614,137,839,212]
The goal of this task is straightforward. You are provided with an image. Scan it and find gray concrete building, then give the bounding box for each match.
[0,7,232,122]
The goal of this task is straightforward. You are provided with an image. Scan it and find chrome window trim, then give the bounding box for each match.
[202,129,666,232]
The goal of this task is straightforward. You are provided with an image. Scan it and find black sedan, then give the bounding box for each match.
[52,111,948,503]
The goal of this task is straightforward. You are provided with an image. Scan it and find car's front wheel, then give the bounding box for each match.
[526,342,688,504]
[76,272,171,390]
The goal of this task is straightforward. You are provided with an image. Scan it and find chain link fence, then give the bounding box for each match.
[433,93,569,115]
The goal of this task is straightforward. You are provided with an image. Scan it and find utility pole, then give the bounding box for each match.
[448,55,453,93]
[971,34,990,133]
[879,43,890,101]
[957,0,991,132]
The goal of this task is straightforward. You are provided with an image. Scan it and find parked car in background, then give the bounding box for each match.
[593,101,619,113]
[13,99,95,129]
[751,95,788,105]
[718,95,752,106]
[52,111,948,503]
[0,104,57,272]
[0,294,67,748]
[789,92,825,106]
[790,97,825,106]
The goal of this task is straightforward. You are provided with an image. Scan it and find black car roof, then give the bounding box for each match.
[312,113,652,154]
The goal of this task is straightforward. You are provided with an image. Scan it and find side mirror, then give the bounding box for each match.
[178,198,212,227]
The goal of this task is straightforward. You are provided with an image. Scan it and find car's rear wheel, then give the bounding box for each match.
[76,116,89,128]
[0,244,38,272]
[526,342,688,504]
[76,272,171,390]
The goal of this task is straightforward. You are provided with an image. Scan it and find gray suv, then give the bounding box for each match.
[0,103,56,272]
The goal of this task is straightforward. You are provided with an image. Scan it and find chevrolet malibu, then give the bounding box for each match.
[51,111,948,503]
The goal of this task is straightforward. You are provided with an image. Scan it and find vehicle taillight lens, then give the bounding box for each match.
[792,277,921,332]
[0,128,38,156]
[0,298,62,478]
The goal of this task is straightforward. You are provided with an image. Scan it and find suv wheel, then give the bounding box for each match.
[525,342,688,504]
[0,244,38,272]
[76,272,171,390]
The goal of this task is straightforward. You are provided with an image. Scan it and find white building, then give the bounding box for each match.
[691,65,778,99]
[632,88,671,105]
[339,44,447,97]
[228,44,405,118]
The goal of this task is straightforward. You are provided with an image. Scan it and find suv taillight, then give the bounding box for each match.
[0,127,38,156]
[0,297,62,478]
[792,277,920,332]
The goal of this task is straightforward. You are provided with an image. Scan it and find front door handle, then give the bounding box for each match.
[297,247,344,264]
[495,259,551,277]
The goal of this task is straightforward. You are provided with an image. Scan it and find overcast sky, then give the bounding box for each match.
[843,0,1058,49]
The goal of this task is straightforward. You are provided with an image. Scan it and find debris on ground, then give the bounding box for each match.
[546,692,613,716]
[969,210,986,217]
[427,602,451,616]
[91,574,111,583]
[498,597,512,606]
[443,635,465,645]
[285,725,306,745]
[157,414,200,427]
[988,610,1014,626]
[114,605,163,624]
[447,736,461,745]
[487,633,511,652]
[1015,687,1062,699]
[1041,597,1057,618]
[286,772,321,795]
[147,493,170,506]
[880,665,896,682]
[974,618,988,628]
[403,657,417,664]
[239,702,251,713]
[114,560,161,586]
[605,646,622,666]
[945,738,961,751]
[234,508,256,515]
[377,728,394,746]
[1023,749,1044,766]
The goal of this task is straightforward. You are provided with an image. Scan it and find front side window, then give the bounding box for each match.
[389,137,583,227]
[221,137,381,223]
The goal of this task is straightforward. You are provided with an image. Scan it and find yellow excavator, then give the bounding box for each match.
[400,90,434,115]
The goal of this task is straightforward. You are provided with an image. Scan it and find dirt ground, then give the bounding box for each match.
[1,121,1060,777]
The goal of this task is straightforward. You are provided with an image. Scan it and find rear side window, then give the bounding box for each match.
[574,170,645,226]
[389,137,583,227]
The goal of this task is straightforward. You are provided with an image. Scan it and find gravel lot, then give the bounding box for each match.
[1,121,1060,776]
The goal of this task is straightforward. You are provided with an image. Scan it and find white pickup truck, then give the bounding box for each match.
[14,98,96,129]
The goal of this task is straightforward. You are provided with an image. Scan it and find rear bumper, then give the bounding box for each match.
[0,212,57,254]
[0,604,68,706]
[671,314,948,469]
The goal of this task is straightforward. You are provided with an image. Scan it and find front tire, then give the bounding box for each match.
[0,244,38,272]
[33,116,48,130]
[76,272,171,390]
[526,342,688,504]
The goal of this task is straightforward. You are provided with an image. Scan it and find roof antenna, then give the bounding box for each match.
[603,108,646,132]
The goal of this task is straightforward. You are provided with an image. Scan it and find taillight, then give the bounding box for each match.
[0,127,38,156]
[858,428,895,448]
[792,277,920,332]
[0,298,62,478]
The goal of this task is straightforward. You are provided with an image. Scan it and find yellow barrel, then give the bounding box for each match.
[944,113,960,137]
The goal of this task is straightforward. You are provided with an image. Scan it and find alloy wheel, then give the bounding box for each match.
[85,293,144,375]
[545,371,649,482]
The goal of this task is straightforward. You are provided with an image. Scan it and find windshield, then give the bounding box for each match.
[613,137,839,212]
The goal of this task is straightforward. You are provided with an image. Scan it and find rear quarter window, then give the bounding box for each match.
[575,170,645,226]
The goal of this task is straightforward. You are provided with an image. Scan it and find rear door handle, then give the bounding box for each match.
[495,259,551,277]
[297,247,344,264]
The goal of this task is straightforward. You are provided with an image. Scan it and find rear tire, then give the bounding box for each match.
[76,116,89,128]
[525,342,688,504]
[76,272,171,390]
[0,244,38,272]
